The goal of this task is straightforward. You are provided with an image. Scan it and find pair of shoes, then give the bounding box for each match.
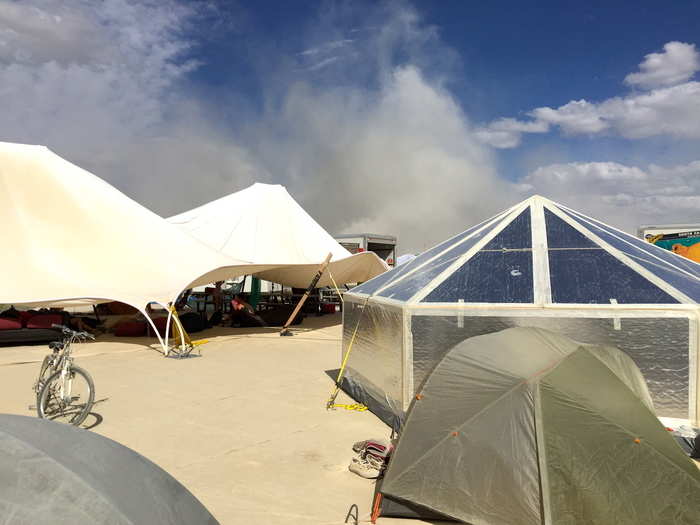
[352,437,391,454]
[352,440,370,453]
[362,452,385,471]
[349,457,381,479]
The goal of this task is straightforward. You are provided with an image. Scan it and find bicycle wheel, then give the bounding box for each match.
[37,366,95,426]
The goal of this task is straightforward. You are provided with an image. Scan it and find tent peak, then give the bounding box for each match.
[520,194,560,207]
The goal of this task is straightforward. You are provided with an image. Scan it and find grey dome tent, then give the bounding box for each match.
[0,414,218,524]
[340,196,700,428]
[378,328,700,525]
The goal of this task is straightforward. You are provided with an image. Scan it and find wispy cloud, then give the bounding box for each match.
[304,55,341,71]
[299,38,354,56]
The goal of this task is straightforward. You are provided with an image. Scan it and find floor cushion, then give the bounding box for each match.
[25,314,64,330]
[0,317,22,330]
[113,320,147,337]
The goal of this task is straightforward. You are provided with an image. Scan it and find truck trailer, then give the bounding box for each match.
[334,233,397,267]
[638,224,700,264]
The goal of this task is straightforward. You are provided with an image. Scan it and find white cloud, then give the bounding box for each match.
[530,99,608,135]
[599,81,700,138]
[0,0,510,252]
[476,41,700,147]
[624,41,700,89]
[518,160,700,232]
[474,118,549,148]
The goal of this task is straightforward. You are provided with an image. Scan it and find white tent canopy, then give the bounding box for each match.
[168,182,388,287]
[0,142,268,312]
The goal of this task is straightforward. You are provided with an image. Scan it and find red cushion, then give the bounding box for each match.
[113,321,147,337]
[0,317,22,330]
[18,311,32,327]
[25,314,63,330]
[152,317,172,337]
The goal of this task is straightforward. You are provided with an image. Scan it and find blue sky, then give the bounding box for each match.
[1,0,699,251]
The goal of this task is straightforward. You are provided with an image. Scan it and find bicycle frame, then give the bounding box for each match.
[36,326,91,400]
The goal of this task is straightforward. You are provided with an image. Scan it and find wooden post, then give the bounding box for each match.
[280,252,333,336]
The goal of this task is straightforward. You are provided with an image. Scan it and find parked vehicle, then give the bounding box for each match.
[638,223,700,263]
[334,233,397,267]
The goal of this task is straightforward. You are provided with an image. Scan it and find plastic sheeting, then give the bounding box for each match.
[342,298,404,415]
[342,195,700,425]
[351,208,511,298]
[410,313,690,418]
[381,328,700,525]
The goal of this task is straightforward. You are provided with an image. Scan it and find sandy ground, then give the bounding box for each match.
[0,314,438,525]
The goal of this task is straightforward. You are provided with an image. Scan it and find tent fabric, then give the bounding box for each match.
[341,195,700,425]
[0,414,218,524]
[168,182,388,287]
[381,327,700,525]
[0,142,268,310]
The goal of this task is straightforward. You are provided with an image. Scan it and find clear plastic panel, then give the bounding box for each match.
[423,251,534,303]
[378,256,462,302]
[409,312,690,418]
[342,299,404,411]
[558,208,700,302]
[548,249,679,304]
[545,208,597,248]
[377,219,501,301]
[482,209,532,250]
[560,208,700,278]
[350,210,508,296]
[348,262,410,296]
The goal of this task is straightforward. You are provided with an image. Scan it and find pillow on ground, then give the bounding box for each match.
[0,318,22,330]
[113,321,147,337]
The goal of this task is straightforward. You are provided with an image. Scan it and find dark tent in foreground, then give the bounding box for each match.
[379,328,700,525]
[0,414,218,524]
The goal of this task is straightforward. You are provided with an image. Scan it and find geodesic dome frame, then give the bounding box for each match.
[342,196,700,428]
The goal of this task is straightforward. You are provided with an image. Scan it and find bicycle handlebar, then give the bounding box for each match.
[51,324,95,340]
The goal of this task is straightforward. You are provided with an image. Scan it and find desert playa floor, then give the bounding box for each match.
[0,313,435,524]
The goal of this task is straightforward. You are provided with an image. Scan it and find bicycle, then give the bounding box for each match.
[33,324,95,426]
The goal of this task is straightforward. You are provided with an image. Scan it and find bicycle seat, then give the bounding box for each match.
[48,341,64,351]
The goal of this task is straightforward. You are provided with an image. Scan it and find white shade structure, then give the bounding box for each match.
[168,183,388,287]
[0,142,267,314]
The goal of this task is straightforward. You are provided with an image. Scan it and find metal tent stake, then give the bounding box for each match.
[280,252,333,336]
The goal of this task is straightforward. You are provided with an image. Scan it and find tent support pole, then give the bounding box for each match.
[280,252,333,336]
[164,305,173,357]
[141,307,166,354]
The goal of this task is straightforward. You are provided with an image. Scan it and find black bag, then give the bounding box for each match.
[207,310,222,328]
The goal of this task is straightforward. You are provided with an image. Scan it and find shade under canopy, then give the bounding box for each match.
[168,182,388,287]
